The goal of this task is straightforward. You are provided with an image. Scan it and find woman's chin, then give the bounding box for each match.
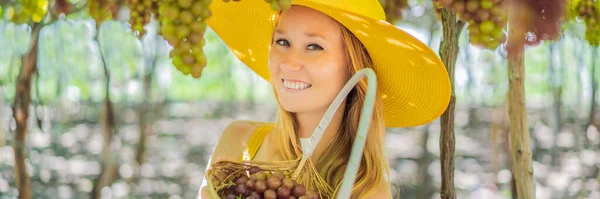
[279,101,311,114]
[280,104,304,113]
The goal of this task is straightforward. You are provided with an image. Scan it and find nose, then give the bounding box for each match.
[280,50,302,71]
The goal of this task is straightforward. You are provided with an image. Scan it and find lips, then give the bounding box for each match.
[282,79,312,90]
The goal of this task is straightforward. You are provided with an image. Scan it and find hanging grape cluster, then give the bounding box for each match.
[381,0,409,23]
[575,0,600,46]
[89,0,123,26]
[6,0,49,24]
[435,0,508,50]
[155,0,212,78]
[210,166,319,199]
[514,0,567,47]
[127,0,159,38]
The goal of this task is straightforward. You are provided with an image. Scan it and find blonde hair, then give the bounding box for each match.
[268,12,390,199]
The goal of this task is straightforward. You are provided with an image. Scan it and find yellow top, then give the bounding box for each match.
[239,124,274,161]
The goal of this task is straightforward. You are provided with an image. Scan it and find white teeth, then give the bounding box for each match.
[283,79,311,90]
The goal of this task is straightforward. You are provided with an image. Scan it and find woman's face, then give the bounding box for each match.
[268,5,349,114]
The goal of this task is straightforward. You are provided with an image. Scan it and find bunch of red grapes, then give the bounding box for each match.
[513,0,567,48]
[211,166,319,199]
[435,0,508,50]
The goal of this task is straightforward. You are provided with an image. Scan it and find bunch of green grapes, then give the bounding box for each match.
[157,0,211,78]
[577,0,600,46]
[89,0,123,26]
[8,0,49,24]
[436,0,507,50]
[380,0,409,23]
[126,0,158,38]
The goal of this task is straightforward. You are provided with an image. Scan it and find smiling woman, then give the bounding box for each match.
[269,6,350,118]
[199,0,451,199]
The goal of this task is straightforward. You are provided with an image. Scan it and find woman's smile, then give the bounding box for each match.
[282,78,312,92]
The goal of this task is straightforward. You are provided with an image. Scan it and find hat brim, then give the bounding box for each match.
[206,0,451,128]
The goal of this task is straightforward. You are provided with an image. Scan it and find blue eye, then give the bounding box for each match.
[276,39,290,47]
[307,44,323,50]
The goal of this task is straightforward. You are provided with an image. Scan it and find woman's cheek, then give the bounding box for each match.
[268,52,281,76]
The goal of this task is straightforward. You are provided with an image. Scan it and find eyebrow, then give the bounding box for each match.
[275,29,326,40]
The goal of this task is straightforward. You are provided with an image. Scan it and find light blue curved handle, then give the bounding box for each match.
[298,67,377,199]
[335,68,377,199]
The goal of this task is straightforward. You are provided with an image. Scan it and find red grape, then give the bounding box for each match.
[264,189,277,199]
[249,166,262,175]
[273,171,285,180]
[278,186,292,199]
[236,184,247,195]
[255,180,268,193]
[282,177,295,189]
[267,176,282,190]
[236,175,249,185]
[247,192,262,199]
[292,184,306,197]
[246,179,256,190]
[306,190,319,199]
[254,172,268,181]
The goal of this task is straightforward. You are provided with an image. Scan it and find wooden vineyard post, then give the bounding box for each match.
[506,3,535,197]
[438,7,465,199]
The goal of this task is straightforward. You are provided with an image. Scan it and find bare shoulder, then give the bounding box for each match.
[208,120,269,163]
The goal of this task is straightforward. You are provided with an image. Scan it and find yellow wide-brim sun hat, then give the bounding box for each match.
[206,0,451,128]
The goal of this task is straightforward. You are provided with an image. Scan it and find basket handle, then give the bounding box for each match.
[296,68,377,199]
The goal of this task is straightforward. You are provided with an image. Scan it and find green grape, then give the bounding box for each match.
[481,0,494,9]
[179,10,194,24]
[178,0,193,8]
[479,21,495,33]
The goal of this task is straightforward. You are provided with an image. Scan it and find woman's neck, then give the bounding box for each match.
[295,102,346,160]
